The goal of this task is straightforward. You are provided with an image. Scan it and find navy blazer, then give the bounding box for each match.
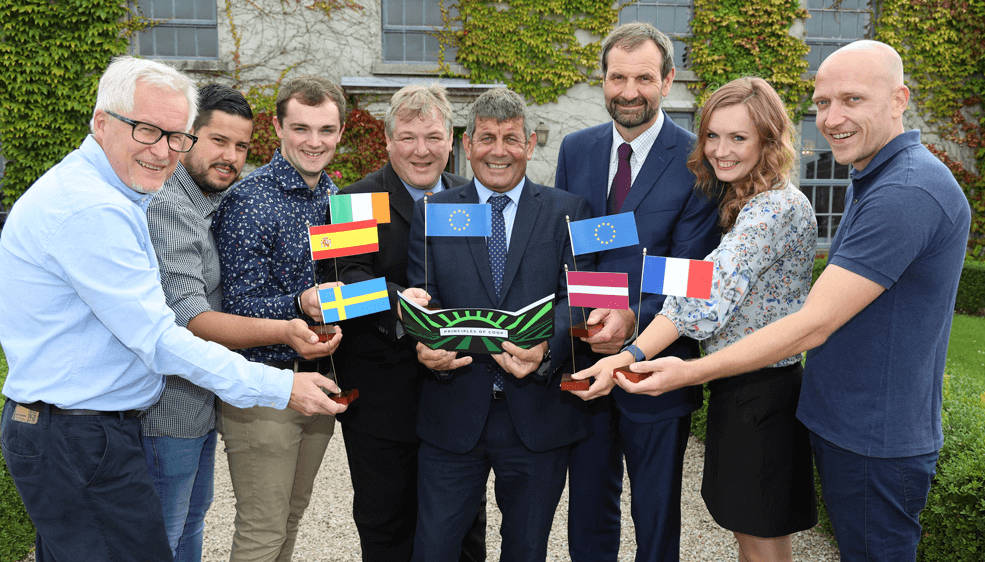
[329,163,468,442]
[555,115,721,423]
[407,179,594,454]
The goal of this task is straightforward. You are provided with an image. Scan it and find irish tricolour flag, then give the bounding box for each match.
[567,271,630,309]
[641,256,714,300]
[329,193,391,224]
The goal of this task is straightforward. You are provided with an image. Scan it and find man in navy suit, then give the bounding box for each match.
[554,23,720,562]
[331,83,485,561]
[404,88,594,561]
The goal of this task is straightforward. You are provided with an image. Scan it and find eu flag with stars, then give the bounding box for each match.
[426,204,492,237]
[569,212,639,255]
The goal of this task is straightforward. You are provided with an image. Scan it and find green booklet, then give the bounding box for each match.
[397,293,556,354]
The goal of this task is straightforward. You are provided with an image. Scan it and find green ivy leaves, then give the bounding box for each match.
[687,0,812,122]
[0,0,133,206]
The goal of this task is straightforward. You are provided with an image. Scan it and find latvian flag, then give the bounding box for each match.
[641,256,714,299]
[329,193,391,224]
[567,271,630,309]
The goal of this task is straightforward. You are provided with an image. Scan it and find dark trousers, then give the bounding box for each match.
[811,431,939,562]
[567,397,623,562]
[413,399,569,562]
[1,399,171,562]
[341,423,486,561]
[620,412,691,562]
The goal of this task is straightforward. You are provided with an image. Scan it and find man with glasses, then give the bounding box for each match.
[0,57,347,562]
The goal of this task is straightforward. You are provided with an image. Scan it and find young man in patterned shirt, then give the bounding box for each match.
[211,75,347,562]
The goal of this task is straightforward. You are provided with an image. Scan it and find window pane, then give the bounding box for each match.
[405,0,424,26]
[198,27,218,58]
[424,34,440,62]
[176,27,196,57]
[154,27,176,57]
[675,6,690,31]
[176,0,195,20]
[425,0,443,26]
[151,0,173,20]
[384,0,403,25]
[138,28,155,56]
[405,32,425,62]
[639,6,658,23]
[384,31,404,61]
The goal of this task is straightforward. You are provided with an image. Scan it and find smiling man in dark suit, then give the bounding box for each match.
[554,22,720,562]
[331,84,484,561]
[404,88,593,562]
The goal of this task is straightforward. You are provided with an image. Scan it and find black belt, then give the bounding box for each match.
[492,389,506,400]
[263,360,321,372]
[18,401,141,418]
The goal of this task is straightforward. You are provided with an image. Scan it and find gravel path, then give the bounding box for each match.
[200,423,840,561]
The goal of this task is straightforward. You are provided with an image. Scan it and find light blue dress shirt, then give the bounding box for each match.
[474,177,525,250]
[0,136,293,411]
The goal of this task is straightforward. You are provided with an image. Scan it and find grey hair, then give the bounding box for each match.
[90,56,197,134]
[385,83,454,137]
[465,88,530,139]
[600,22,675,80]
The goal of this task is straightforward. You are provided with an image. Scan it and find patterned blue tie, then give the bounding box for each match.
[488,195,509,392]
[488,195,510,299]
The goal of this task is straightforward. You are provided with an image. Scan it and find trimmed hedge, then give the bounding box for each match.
[955,259,985,315]
[0,349,35,562]
[918,374,985,561]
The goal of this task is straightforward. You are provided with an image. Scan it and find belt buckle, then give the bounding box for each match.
[492,389,505,400]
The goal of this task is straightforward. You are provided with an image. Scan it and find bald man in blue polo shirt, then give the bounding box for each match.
[620,40,971,562]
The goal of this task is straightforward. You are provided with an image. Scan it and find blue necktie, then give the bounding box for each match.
[488,195,509,392]
[489,195,509,299]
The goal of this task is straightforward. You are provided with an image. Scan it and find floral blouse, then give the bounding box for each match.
[659,184,818,367]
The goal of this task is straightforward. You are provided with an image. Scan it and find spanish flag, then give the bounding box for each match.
[308,220,379,260]
[319,277,391,323]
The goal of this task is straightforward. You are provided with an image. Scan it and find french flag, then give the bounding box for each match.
[567,271,630,309]
[641,257,714,299]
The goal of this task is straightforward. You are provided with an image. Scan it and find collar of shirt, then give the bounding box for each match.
[401,176,445,202]
[607,110,665,195]
[80,135,156,211]
[849,130,922,189]
[171,162,226,221]
[268,148,339,196]
[474,177,524,250]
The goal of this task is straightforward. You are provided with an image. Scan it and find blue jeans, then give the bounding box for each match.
[142,431,218,562]
[810,431,938,562]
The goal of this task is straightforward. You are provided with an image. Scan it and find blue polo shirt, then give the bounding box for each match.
[799,130,971,458]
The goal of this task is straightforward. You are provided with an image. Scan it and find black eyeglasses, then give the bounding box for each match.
[105,110,198,153]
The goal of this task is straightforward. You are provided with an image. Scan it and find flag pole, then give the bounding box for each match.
[635,248,646,344]
[565,215,588,332]
[564,263,576,374]
[424,195,429,299]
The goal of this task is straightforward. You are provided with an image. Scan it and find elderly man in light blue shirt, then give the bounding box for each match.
[0,56,346,562]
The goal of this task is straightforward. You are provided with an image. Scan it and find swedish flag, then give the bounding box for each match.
[318,277,391,323]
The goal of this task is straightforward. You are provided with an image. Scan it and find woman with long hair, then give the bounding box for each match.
[573,76,818,561]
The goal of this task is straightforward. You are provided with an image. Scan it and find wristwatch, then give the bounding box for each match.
[620,344,647,362]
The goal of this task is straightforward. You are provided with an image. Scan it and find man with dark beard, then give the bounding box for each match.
[142,84,341,562]
[553,23,719,562]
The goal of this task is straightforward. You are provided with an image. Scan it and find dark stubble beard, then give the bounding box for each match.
[186,159,237,194]
[606,96,659,130]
